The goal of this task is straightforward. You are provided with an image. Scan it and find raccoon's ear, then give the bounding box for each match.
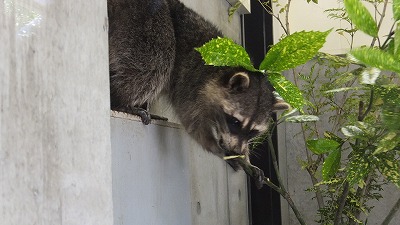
[228,72,250,92]
[272,100,290,112]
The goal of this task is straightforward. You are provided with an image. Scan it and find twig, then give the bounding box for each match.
[350,174,373,225]
[266,134,308,225]
[333,182,350,225]
[286,0,292,35]
[371,0,389,47]
[229,137,308,225]
[359,89,374,122]
[257,0,289,35]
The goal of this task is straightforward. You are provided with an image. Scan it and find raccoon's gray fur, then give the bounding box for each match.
[108,0,288,168]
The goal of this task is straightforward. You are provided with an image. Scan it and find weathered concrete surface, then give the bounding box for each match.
[111,112,249,225]
[0,1,113,224]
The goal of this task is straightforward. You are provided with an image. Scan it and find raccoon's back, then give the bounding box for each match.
[108,0,176,108]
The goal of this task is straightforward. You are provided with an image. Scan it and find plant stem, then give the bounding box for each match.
[350,174,373,225]
[334,182,350,225]
[381,197,400,225]
[359,89,374,122]
[258,0,289,35]
[371,0,389,47]
[267,134,308,225]
[234,152,308,225]
[286,0,292,35]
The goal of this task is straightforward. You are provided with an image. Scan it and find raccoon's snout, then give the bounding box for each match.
[219,133,248,156]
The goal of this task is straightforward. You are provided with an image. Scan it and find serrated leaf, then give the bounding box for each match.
[381,87,400,130]
[285,115,319,123]
[395,24,400,59]
[376,153,400,188]
[260,30,330,72]
[394,0,400,21]
[267,73,305,110]
[347,151,371,186]
[341,125,363,137]
[344,0,378,37]
[316,52,354,67]
[324,131,344,144]
[195,37,257,72]
[374,131,400,154]
[350,47,400,73]
[322,148,341,181]
[307,138,341,155]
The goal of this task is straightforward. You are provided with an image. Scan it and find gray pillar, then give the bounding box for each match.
[1,1,113,224]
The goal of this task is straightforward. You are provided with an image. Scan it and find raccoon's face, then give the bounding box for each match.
[193,70,289,163]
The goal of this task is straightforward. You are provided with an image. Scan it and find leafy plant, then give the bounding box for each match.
[197,0,400,225]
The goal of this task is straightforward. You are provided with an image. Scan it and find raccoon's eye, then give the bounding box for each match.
[225,114,242,134]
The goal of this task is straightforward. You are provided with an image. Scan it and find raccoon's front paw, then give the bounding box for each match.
[130,107,152,125]
[226,159,241,171]
[249,165,265,189]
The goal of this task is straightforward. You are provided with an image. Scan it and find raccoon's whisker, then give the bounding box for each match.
[249,150,262,159]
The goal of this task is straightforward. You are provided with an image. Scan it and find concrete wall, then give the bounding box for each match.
[1,0,113,225]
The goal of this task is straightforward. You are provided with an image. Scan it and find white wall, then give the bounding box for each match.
[1,0,113,224]
[272,1,394,54]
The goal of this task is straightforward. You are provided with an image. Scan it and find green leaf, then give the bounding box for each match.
[374,131,400,154]
[347,151,371,186]
[260,30,330,72]
[267,73,305,110]
[343,0,378,37]
[395,24,400,59]
[322,148,341,181]
[350,47,400,73]
[380,87,400,130]
[195,37,257,72]
[316,52,354,68]
[394,0,400,21]
[376,152,400,188]
[285,115,319,123]
[324,131,344,144]
[307,138,341,155]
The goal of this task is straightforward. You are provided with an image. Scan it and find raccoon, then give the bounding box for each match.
[108,0,289,169]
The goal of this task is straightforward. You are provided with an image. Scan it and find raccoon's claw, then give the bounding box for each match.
[148,114,168,122]
[130,107,152,125]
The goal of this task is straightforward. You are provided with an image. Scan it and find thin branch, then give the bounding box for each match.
[233,154,308,225]
[334,182,350,225]
[350,174,373,225]
[286,0,292,35]
[258,0,289,35]
[268,134,308,225]
[371,0,389,47]
[359,89,374,122]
